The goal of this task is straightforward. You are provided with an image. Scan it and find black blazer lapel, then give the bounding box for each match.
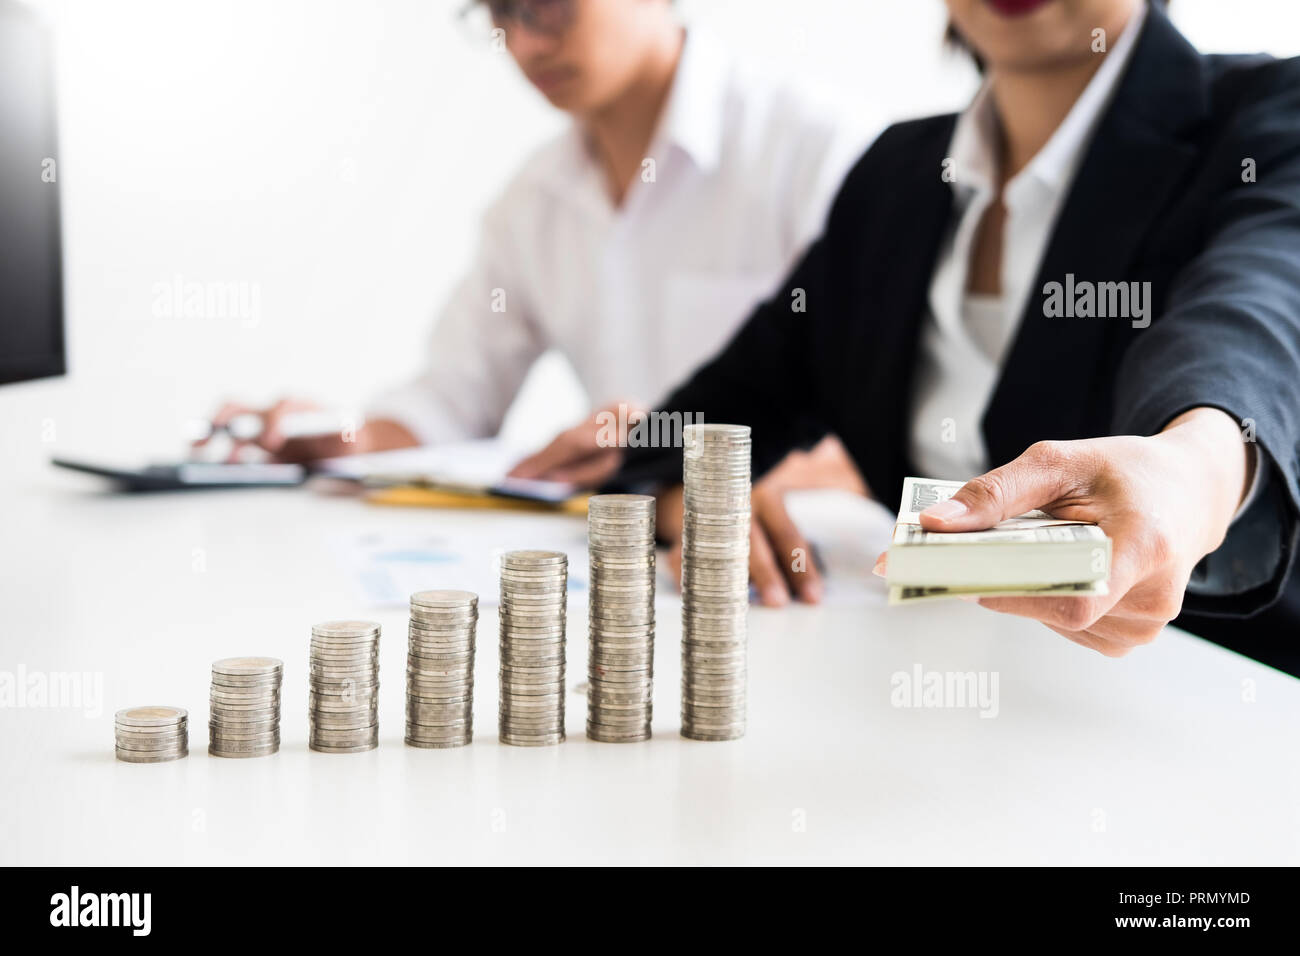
[846,118,956,499]
[983,7,1208,466]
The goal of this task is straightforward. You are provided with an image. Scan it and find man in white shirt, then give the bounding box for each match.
[204,0,871,510]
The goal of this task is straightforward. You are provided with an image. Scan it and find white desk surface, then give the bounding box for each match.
[2,476,1298,866]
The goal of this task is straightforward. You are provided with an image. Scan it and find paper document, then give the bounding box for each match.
[334,526,590,608]
[316,439,527,488]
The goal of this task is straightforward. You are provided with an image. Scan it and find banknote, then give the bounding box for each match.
[888,580,1110,605]
[887,477,1111,604]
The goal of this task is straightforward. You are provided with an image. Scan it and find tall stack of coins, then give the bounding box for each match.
[498,550,567,746]
[308,620,380,753]
[208,657,283,758]
[680,423,751,741]
[115,706,188,763]
[586,494,656,742]
[406,589,477,748]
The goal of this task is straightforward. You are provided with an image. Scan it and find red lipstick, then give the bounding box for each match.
[984,0,1052,16]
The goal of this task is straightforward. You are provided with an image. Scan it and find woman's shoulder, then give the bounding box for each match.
[834,113,957,197]
[1202,52,1300,116]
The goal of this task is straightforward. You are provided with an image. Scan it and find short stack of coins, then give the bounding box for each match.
[498,550,568,746]
[586,494,656,742]
[308,620,380,753]
[114,706,188,763]
[406,589,477,748]
[680,422,751,741]
[208,657,283,758]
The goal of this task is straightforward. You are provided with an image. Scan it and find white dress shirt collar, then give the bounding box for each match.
[909,3,1151,481]
[652,29,728,173]
[533,29,728,211]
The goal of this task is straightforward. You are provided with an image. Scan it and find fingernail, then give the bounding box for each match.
[762,586,788,607]
[802,580,823,603]
[871,556,886,578]
[922,499,968,522]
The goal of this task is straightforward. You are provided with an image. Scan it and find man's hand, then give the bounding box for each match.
[507,401,645,488]
[877,408,1254,655]
[193,398,419,463]
[664,434,868,606]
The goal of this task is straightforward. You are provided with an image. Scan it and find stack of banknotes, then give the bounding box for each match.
[886,477,1111,604]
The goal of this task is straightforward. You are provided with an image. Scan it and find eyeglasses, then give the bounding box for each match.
[460,0,577,38]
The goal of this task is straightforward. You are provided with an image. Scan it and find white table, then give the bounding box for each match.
[2,477,1297,865]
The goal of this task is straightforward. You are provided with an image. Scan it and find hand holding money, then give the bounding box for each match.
[875,408,1255,656]
[884,476,1112,604]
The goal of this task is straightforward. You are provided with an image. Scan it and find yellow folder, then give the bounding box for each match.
[365,484,590,516]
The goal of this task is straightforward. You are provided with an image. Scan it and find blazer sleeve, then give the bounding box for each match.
[1110,63,1300,615]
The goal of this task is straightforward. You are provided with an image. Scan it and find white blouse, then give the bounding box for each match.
[906,4,1147,481]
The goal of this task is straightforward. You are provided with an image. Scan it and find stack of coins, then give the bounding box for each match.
[114,706,188,763]
[208,657,283,758]
[498,550,567,746]
[406,590,477,748]
[680,423,751,741]
[586,494,656,742]
[308,620,380,753]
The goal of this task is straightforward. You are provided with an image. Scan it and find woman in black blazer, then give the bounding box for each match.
[613,0,1300,672]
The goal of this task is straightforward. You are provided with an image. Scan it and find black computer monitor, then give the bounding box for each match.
[0,0,65,385]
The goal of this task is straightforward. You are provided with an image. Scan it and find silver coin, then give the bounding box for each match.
[311,619,381,638]
[209,702,280,717]
[114,734,188,752]
[116,748,188,763]
[407,647,475,662]
[310,722,378,738]
[113,733,188,749]
[586,731,651,744]
[588,492,654,510]
[115,720,191,736]
[410,588,478,607]
[499,722,566,736]
[587,556,656,569]
[309,742,378,754]
[501,547,568,562]
[211,656,283,677]
[404,731,474,745]
[208,690,282,705]
[498,732,564,747]
[209,743,279,758]
[115,706,187,728]
[499,567,568,579]
[405,735,472,749]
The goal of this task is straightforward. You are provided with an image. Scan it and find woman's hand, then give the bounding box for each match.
[876,407,1254,655]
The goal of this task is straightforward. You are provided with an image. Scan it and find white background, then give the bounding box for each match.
[2,0,1298,477]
